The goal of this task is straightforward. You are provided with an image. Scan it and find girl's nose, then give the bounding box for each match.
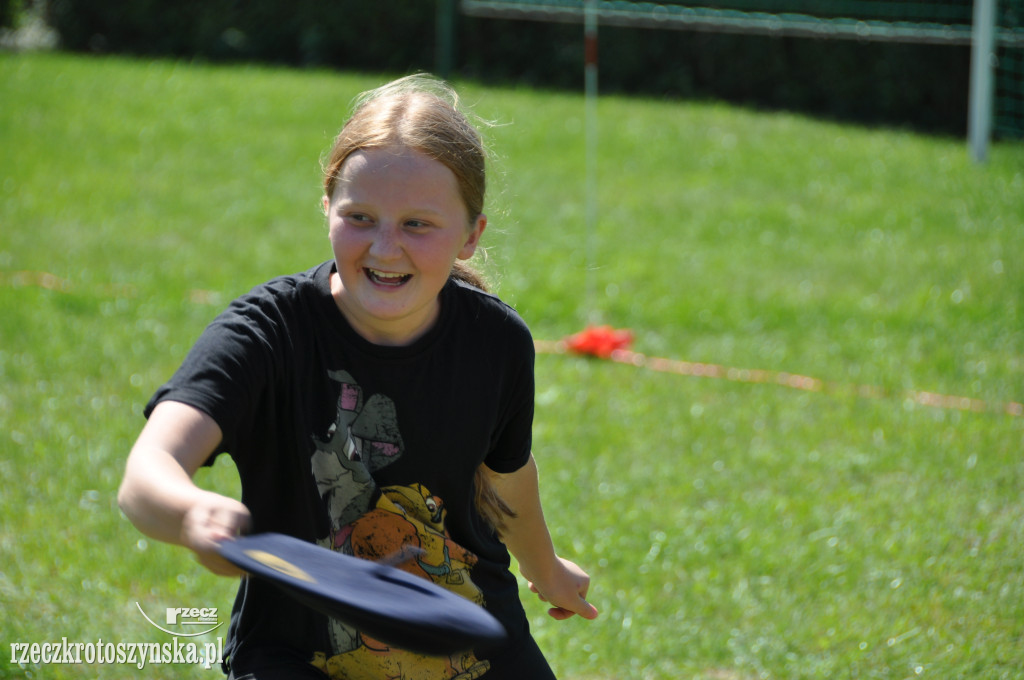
[368,222,402,259]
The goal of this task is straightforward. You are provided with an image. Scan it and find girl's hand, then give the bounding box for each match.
[180,492,252,577]
[526,556,599,621]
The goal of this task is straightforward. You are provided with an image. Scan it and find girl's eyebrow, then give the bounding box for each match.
[334,199,448,220]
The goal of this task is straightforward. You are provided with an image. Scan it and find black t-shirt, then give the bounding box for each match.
[146,260,541,678]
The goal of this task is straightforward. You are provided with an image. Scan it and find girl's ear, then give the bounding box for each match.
[322,195,330,216]
[458,214,487,260]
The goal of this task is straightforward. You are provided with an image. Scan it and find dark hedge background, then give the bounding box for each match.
[9,0,1010,135]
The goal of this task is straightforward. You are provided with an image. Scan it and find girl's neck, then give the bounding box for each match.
[329,271,440,347]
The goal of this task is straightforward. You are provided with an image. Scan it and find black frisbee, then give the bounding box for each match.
[219,532,506,655]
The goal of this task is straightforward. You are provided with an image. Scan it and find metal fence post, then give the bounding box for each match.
[968,0,997,163]
[436,0,456,79]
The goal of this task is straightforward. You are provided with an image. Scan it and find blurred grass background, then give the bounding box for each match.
[1,52,1022,679]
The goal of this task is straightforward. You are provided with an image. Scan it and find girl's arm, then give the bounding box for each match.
[483,455,599,620]
[117,400,251,576]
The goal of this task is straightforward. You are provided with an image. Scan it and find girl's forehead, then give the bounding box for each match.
[338,146,447,179]
[330,146,465,215]
[337,146,454,186]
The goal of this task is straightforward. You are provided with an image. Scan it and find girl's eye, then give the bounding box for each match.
[405,219,430,229]
[347,213,373,225]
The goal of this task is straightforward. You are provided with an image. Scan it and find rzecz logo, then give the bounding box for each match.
[136,603,222,637]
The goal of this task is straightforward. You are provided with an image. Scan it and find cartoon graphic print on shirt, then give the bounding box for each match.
[309,369,491,679]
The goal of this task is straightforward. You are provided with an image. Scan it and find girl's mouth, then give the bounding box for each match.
[366,268,411,287]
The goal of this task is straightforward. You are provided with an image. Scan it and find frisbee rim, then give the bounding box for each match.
[218,532,507,655]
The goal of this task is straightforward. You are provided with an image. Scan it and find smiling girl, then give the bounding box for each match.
[118,74,597,680]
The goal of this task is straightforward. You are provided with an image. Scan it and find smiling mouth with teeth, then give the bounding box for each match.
[366,268,412,286]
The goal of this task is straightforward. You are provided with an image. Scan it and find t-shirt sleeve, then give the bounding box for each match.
[144,291,286,459]
[481,315,536,474]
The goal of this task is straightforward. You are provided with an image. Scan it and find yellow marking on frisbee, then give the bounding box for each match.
[244,549,316,583]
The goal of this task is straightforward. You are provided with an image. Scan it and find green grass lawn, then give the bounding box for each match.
[1,52,1022,679]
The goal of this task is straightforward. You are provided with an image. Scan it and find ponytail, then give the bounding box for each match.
[449,260,489,292]
[454,261,518,533]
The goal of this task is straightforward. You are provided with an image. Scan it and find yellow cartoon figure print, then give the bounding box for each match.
[317,484,491,679]
[310,370,492,678]
[352,484,482,604]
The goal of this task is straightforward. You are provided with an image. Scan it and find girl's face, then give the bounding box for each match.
[324,146,486,346]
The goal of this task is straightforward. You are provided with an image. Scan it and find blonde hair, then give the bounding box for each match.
[323,74,489,290]
[324,74,514,530]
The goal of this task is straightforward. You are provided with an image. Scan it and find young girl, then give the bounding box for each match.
[117,74,598,680]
